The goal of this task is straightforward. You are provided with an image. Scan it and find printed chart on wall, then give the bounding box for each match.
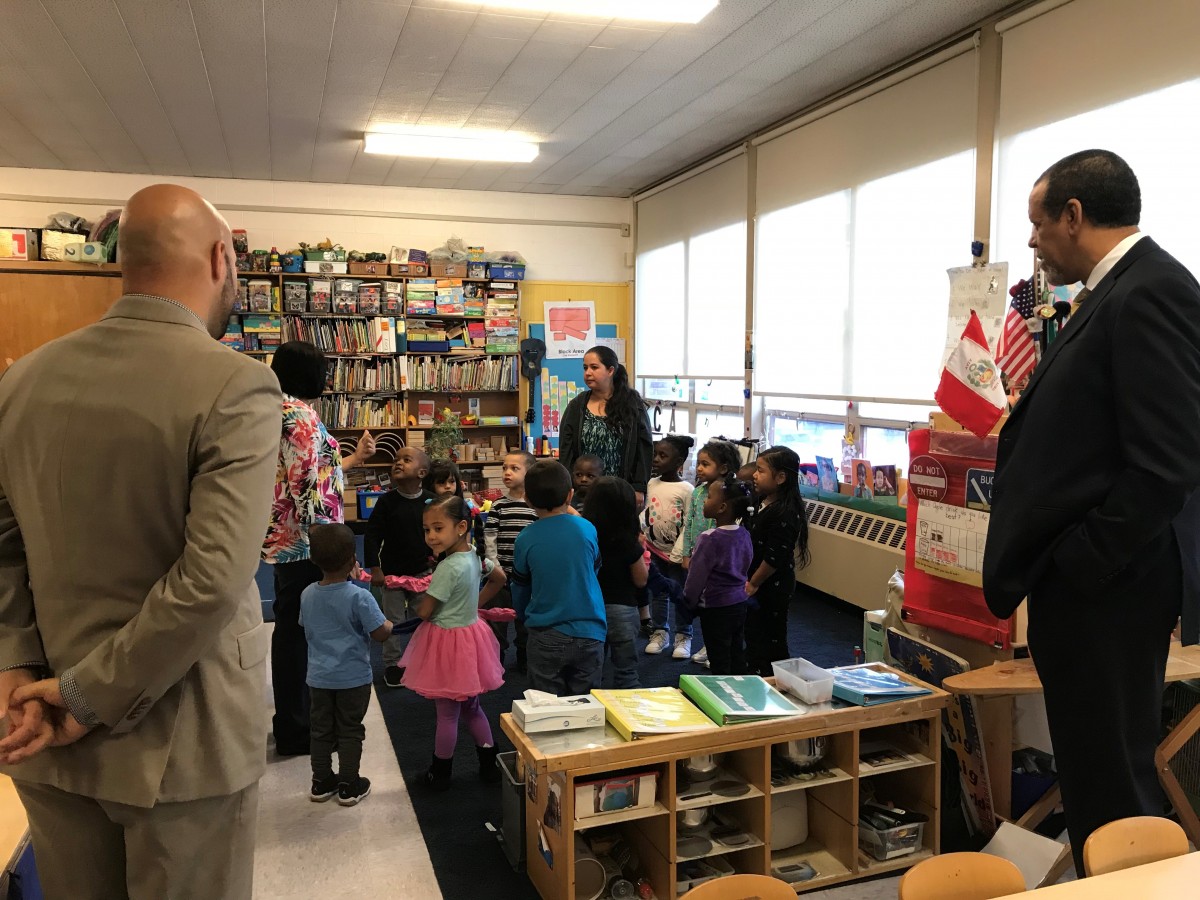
[543,300,597,359]
[528,323,617,446]
[914,500,989,588]
[944,263,1009,367]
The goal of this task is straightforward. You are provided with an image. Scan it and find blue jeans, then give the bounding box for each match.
[526,627,604,696]
[604,605,641,688]
[648,557,693,638]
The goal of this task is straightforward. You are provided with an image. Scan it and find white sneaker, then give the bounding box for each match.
[645,629,669,655]
[672,634,692,659]
[692,646,709,667]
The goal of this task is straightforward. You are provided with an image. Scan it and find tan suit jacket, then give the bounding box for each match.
[0,295,281,807]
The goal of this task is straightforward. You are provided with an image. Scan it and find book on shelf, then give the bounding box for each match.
[326,356,403,393]
[590,687,717,742]
[220,321,244,352]
[830,664,932,706]
[370,317,398,353]
[679,674,805,726]
[857,740,918,773]
[417,400,435,426]
[314,395,401,428]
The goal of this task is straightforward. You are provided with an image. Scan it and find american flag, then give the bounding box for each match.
[997,278,1038,385]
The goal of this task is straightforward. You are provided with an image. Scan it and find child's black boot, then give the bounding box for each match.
[476,744,501,783]
[425,754,453,791]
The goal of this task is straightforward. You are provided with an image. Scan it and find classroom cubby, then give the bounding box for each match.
[502,669,947,899]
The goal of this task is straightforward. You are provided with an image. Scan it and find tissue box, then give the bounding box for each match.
[512,694,605,733]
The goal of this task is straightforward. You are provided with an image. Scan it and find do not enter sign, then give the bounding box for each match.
[909,455,948,502]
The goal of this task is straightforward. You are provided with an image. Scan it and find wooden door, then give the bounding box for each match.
[0,269,123,372]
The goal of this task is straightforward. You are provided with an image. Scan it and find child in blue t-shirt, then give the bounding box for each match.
[511,460,607,696]
[300,524,393,806]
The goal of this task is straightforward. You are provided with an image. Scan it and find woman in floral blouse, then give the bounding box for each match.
[263,340,375,756]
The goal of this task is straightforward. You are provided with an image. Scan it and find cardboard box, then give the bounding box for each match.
[0,228,39,260]
[511,693,606,733]
[429,261,467,278]
[63,241,107,264]
[391,263,429,276]
[348,260,388,275]
[304,260,348,274]
[574,769,657,820]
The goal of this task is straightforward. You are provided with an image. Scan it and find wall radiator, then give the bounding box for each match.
[797,501,906,612]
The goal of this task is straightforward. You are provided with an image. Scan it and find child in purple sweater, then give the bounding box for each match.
[683,475,754,675]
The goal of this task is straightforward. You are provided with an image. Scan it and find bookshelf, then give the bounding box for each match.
[223,270,523,505]
[500,674,947,900]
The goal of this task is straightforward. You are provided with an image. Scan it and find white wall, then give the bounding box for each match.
[0,168,633,283]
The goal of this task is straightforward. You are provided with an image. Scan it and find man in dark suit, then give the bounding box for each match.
[984,149,1200,873]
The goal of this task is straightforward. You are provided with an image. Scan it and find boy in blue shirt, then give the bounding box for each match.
[510,460,607,696]
[300,524,392,806]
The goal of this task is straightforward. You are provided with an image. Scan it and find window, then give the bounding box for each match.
[752,50,978,421]
[768,417,845,463]
[636,156,748,419]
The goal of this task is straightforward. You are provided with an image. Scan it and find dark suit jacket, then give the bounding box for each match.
[983,237,1200,644]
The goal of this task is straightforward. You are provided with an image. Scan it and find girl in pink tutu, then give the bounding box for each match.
[400,494,507,790]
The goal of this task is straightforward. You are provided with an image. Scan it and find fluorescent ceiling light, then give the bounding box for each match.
[444,1,719,25]
[363,131,539,163]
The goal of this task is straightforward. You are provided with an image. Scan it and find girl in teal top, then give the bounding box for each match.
[400,495,507,789]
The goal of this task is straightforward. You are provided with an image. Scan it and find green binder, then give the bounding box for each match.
[679,675,805,726]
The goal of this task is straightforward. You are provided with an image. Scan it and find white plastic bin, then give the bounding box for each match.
[772,658,834,704]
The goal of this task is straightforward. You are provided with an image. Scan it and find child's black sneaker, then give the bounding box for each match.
[337,776,372,806]
[309,774,339,803]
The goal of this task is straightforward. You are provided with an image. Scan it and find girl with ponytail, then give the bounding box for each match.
[744,446,811,677]
[559,345,654,502]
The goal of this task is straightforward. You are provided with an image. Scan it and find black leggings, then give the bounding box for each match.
[271,558,322,752]
[744,582,792,677]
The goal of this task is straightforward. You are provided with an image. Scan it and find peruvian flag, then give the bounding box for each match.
[935,311,1006,438]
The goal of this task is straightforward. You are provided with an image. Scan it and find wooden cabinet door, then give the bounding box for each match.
[0,272,122,371]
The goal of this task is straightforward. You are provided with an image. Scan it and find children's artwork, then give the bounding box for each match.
[873,465,898,499]
[799,463,819,487]
[544,301,596,359]
[816,457,838,494]
[851,459,874,500]
[943,263,1009,368]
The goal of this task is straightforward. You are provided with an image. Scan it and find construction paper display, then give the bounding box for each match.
[902,427,1013,648]
[543,301,596,359]
[527,323,617,447]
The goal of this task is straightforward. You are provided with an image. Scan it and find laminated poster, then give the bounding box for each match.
[544,301,596,359]
[943,263,1009,369]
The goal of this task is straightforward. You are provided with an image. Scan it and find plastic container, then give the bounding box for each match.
[772,657,834,704]
[858,820,925,861]
[497,752,525,870]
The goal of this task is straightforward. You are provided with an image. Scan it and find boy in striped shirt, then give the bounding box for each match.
[484,450,539,672]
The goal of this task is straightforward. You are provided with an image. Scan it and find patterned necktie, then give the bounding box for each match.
[1069,287,1092,317]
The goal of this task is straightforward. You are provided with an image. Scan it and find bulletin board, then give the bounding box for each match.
[527,322,618,448]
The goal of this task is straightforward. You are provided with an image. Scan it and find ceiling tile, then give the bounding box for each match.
[114,0,233,177]
[40,0,191,175]
[0,0,1022,193]
[310,0,414,183]
[189,0,274,179]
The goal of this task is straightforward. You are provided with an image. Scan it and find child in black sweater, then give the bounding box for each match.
[365,447,435,688]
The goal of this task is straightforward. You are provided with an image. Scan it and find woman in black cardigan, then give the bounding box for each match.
[559,345,654,503]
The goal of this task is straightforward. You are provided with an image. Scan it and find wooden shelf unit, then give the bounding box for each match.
[501,676,947,900]
[231,271,523,475]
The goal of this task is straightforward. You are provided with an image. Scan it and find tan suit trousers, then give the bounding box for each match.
[14,780,258,900]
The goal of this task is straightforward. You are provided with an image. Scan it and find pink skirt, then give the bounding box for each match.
[399,619,504,701]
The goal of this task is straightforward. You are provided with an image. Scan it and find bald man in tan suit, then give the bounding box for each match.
[0,185,281,899]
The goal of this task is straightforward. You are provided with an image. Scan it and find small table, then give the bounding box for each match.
[993,851,1200,897]
[944,643,1200,855]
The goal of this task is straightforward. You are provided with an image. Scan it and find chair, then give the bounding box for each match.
[679,872,798,900]
[1082,815,1189,877]
[897,852,1026,900]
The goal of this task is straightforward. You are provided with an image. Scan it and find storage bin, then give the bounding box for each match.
[304,260,348,274]
[487,263,526,280]
[348,261,388,275]
[357,491,388,519]
[304,249,347,262]
[858,820,925,861]
[773,657,834,704]
[497,752,525,870]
